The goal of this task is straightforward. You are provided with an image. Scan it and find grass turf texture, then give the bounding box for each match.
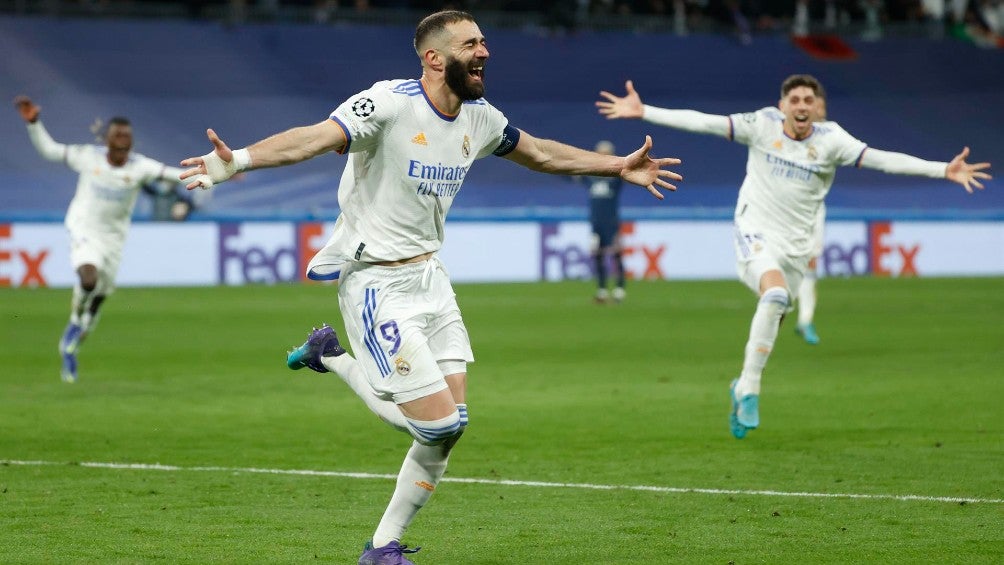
[1,278,1001,564]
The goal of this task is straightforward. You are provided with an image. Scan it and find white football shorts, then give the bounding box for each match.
[733,223,810,299]
[337,257,474,403]
[68,227,125,294]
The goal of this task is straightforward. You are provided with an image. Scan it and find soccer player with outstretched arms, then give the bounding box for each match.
[180,11,683,564]
[597,75,991,440]
[14,95,189,383]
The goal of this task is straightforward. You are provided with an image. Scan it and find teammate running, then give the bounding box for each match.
[15,95,189,383]
[597,75,991,439]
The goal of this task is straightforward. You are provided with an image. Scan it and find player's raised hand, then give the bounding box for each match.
[597,80,645,120]
[946,146,992,194]
[180,128,236,190]
[13,95,40,124]
[620,135,682,199]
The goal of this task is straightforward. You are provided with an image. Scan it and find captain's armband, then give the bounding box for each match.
[492,125,521,157]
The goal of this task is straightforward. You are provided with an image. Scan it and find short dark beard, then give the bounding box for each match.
[444,57,484,101]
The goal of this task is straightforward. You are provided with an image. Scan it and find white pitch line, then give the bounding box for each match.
[3,459,1001,505]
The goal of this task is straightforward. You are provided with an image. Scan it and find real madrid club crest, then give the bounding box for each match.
[806,144,818,161]
[462,135,471,158]
[351,97,375,118]
[395,357,412,376]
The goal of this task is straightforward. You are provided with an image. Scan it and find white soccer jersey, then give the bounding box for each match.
[27,122,183,238]
[729,108,866,257]
[307,79,510,277]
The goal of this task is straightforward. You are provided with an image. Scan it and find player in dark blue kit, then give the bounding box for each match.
[582,140,627,303]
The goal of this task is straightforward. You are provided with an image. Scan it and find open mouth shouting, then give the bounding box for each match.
[445,56,486,101]
[788,111,813,138]
[469,64,484,84]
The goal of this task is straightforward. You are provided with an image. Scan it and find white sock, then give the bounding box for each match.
[70,284,89,325]
[321,353,410,433]
[797,272,817,327]
[81,310,102,336]
[737,287,789,397]
[372,439,455,548]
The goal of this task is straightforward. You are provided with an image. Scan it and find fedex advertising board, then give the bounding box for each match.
[218,222,298,285]
[0,223,72,287]
[2,220,1001,288]
[865,221,1004,276]
[438,223,539,282]
[540,221,736,281]
[119,224,217,286]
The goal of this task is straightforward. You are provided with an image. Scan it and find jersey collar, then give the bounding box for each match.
[419,79,461,122]
[782,123,817,142]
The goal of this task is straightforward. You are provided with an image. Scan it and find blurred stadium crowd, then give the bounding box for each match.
[4,0,1003,45]
[2,0,1000,220]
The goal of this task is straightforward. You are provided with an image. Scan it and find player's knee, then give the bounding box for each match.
[78,265,99,291]
[441,406,468,451]
[760,286,790,312]
[406,409,463,446]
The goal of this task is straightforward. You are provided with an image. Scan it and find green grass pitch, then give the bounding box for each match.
[1,278,1001,564]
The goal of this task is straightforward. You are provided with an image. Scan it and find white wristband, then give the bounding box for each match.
[232,148,252,171]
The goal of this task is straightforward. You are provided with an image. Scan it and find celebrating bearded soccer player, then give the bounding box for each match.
[180,10,683,564]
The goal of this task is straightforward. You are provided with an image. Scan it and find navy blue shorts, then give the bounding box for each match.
[592,222,619,248]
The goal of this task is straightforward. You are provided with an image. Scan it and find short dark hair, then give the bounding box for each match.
[414,10,476,53]
[780,74,825,99]
[92,116,131,141]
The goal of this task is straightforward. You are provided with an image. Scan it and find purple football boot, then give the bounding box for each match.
[358,541,421,565]
[285,324,345,372]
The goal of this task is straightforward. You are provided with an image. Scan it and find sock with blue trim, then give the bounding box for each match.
[737,286,789,398]
[372,408,464,548]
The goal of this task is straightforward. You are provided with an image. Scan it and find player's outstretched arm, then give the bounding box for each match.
[946,146,992,194]
[596,81,731,137]
[596,80,645,120]
[180,120,346,190]
[859,146,992,194]
[14,95,69,162]
[503,130,682,200]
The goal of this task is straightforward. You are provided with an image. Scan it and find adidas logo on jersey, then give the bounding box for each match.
[411,132,428,146]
